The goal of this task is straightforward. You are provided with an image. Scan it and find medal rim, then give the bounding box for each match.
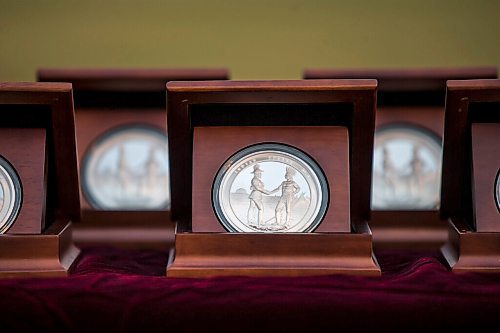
[0,155,23,234]
[212,142,329,233]
[495,169,500,214]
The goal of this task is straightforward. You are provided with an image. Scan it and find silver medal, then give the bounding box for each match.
[82,126,170,210]
[212,143,329,233]
[371,125,442,210]
[0,156,22,234]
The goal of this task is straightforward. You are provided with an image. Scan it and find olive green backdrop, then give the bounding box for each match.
[1,0,499,81]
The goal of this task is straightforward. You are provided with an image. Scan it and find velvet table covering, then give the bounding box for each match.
[1,246,499,333]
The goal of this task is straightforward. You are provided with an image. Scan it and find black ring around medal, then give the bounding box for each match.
[0,155,23,234]
[495,168,500,214]
[212,142,329,233]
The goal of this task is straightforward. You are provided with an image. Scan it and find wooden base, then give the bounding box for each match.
[0,220,81,278]
[166,221,380,277]
[74,211,175,249]
[441,218,500,273]
[73,224,175,250]
[370,211,448,251]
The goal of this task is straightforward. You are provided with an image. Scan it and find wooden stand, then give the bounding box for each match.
[0,82,81,278]
[439,79,500,272]
[167,221,379,277]
[441,218,500,273]
[166,80,381,277]
[0,220,80,278]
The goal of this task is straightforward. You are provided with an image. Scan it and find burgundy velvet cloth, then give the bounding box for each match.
[1,247,499,333]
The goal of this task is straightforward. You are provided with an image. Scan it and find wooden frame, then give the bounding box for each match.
[0,82,81,277]
[303,67,498,250]
[440,79,500,272]
[37,68,229,249]
[166,79,381,277]
[192,126,350,232]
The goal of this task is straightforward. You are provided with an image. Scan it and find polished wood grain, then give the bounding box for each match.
[0,219,80,278]
[167,221,380,277]
[441,218,500,273]
[471,123,500,232]
[0,129,46,234]
[167,79,377,91]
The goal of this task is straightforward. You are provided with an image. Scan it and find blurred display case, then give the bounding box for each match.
[304,67,498,250]
[38,68,230,249]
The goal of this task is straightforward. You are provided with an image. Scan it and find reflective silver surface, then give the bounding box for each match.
[371,126,442,210]
[496,169,500,212]
[213,143,328,232]
[82,126,170,210]
[0,156,22,234]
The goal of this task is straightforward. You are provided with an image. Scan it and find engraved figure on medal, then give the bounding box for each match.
[0,156,22,234]
[82,126,170,210]
[371,125,442,210]
[247,164,271,228]
[213,143,329,233]
[272,167,301,229]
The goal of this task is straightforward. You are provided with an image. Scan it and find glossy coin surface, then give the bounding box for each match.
[212,143,329,232]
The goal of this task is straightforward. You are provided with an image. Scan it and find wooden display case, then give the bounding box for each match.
[37,68,229,249]
[165,79,381,277]
[303,67,498,251]
[0,82,81,278]
[440,79,500,272]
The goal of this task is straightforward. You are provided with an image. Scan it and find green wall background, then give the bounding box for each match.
[1,0,499,81]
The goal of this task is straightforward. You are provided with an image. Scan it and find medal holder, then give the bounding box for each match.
[37,68,229,249]
[304,67,498,251]
[440,79,500,272]
[166,79,381,277]
[0,82,81,278]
